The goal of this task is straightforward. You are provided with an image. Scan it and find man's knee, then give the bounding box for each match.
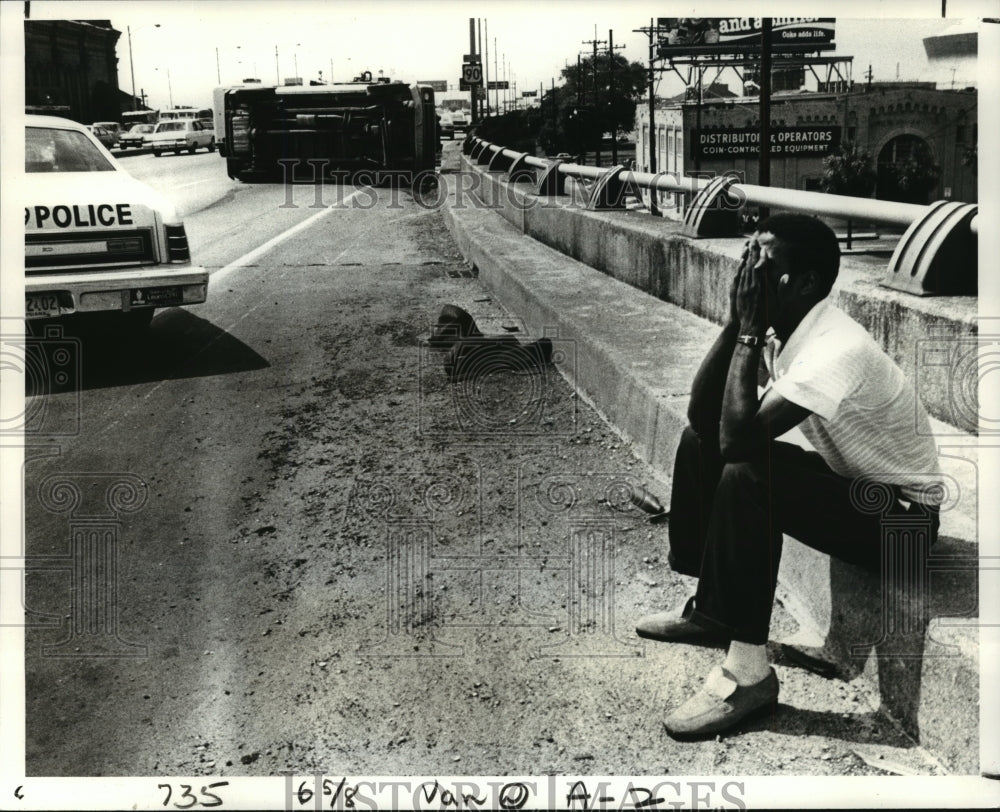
[717,458,768,493]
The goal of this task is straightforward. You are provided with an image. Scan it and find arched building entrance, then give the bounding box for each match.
[876,134,940,204]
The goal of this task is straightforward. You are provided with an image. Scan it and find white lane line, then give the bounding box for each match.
[209,188,364,287]
[164,179,211,190]
[94,188,367,432]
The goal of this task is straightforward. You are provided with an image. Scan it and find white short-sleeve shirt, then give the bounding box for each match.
[763,299,942,505]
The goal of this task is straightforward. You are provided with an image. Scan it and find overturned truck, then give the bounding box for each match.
[219,74,438,184]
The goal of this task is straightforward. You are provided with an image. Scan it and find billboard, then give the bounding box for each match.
[418,80,448,92]
[693,126,841,159]
[657,17,835,57]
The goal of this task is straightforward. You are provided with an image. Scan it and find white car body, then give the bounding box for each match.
[25,115,208,323]
[146,119,216,156]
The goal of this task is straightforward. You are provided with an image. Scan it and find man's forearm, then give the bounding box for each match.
[720,342,764,458]
[687,320,740,435]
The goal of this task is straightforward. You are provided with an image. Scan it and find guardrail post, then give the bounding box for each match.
[882,201,978,296]
[535,160,566,197]
[585,166,629,211]
[681,175,743,238]
[462,135,477,155]
[506,153,535,184]
[470,140,490,163]
[488,149,516,173]
[476,143,497,166]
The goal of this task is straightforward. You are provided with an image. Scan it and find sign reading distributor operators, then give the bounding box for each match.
[693,126,841,159]
[657,18,836,57]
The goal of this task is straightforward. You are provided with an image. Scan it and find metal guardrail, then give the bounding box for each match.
[461,135,979,296]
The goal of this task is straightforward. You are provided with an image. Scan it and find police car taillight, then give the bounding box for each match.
[165,224,191,262]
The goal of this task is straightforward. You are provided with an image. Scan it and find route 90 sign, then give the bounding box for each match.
[460,62,482,88]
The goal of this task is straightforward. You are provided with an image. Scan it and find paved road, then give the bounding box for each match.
[21,149,940,781]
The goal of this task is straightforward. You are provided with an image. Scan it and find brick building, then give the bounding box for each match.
[636,27,979,207]
[24,19,123,124]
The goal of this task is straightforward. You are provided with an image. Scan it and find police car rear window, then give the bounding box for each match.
[26,127,114,173]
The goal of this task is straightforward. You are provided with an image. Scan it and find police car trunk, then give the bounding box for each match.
[25,115,208,331]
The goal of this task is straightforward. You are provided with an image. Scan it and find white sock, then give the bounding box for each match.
[722,641,770,686]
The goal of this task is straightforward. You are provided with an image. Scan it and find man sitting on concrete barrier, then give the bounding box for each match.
[635,213,943,739]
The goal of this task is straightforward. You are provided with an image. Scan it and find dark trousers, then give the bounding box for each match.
[668,426,940,645]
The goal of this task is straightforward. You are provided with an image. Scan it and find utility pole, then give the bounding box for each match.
[477,17,484,120]
[275,45,279,84]
[759,17,772,220]
[646,19,657,214]
[494,38,499,116]
[484,19,490,116]
[583,27,607,165]
[469,18,478,125]
[607,29,625,165]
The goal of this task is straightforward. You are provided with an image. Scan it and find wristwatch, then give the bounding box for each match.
[736,334,762,348]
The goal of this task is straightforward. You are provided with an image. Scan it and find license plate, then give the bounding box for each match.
[129,286,182,308]
[26,292,61,318]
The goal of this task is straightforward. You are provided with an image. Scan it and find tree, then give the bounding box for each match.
[819,142,877,198]
[537,52,646,156]
[876,136,941,204]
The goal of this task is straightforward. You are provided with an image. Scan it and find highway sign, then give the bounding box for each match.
[460,62,483,89]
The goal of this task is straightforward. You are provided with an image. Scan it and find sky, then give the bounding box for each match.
[13,0,1000,111]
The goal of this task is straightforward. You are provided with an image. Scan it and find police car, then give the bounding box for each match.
[25,115,208,335]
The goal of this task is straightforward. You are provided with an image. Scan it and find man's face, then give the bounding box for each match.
[746,231,799,320]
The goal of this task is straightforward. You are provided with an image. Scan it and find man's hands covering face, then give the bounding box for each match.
[731,237,775,338]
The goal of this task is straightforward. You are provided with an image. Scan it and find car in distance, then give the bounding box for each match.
[450,109,470,134]
[93,121,123,143]
[85,124,117,150]
[437,110,454,140]
[146,119,216,156]
[118,122,155,149]
[24,115,209,336]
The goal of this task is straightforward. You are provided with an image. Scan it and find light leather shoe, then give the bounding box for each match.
[635,596,728,647]
[664,666,779,740]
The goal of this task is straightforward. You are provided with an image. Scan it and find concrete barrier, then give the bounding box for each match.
[443,156,983,774]
[460,159,978,431]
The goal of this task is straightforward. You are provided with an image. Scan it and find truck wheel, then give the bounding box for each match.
[153,150,162,157]
[189,145,197,154]
[208,138,216,153]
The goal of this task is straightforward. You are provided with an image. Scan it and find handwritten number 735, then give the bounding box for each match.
[159,782,229,809]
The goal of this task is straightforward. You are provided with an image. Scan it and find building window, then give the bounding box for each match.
[847,126,857,142]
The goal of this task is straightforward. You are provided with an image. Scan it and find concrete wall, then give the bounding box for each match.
[461,157,978,430]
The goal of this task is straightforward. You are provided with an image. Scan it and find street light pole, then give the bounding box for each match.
[127,23,159,111]
[167,67,173,108]
[128,26,137,111]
